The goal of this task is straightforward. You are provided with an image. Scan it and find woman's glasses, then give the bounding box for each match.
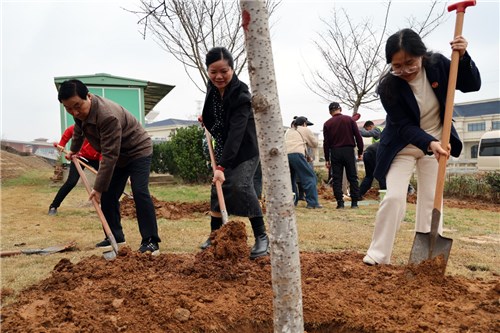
[390,57,421,76]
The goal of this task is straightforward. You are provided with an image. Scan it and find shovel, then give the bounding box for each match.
[57,145,133,199]
[204,128,228,224]
[408,0,476,270]
[1,240,77,258]
[72,156,118,260]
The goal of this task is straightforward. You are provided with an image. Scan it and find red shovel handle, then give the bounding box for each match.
[448,0,476,13]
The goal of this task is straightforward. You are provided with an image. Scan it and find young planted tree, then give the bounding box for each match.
[240,0,303,332]
[129,0,279,93]
[308,0,447,115]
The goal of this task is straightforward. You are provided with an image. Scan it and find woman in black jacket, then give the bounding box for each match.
[199,47,268,259]
[363,29,481,266]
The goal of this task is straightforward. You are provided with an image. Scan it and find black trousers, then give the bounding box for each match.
[330,146,360,202]
[100,155,160,244]
[359,143,386,197]
[51,158,100,208]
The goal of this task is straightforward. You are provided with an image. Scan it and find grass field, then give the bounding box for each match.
[1,169,498,305]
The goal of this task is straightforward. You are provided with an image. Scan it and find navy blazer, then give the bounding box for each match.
[202,74,259,169]
[374,52,481,180]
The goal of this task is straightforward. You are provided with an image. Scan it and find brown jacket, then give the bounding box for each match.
[70,94,152,192]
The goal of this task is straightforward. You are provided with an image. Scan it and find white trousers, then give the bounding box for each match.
[366,145,443,264]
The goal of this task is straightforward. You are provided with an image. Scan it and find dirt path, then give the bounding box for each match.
[1,222,498,332]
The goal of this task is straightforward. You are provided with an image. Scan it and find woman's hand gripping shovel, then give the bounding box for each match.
[72,156,118,260]
[408,0,476,273]
[204,129,228,225]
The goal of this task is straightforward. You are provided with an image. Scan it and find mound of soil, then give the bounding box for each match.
[1,222,498,333]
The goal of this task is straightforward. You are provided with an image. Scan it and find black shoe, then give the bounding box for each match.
[200,237,212,250]
[250,234,269,260]
[138,241,160,256]
[351,202,359,209]
[336,202,345,209]
[96,238,126,250]
[48,206,57,216]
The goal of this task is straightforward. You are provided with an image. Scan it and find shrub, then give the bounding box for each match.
[152,126,211,183]
[151,141,176,174]
[445,172,499,203]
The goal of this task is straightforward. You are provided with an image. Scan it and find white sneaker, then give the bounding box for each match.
[363,254,377,266]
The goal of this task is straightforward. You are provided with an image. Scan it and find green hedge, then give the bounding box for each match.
[151,126,210,183]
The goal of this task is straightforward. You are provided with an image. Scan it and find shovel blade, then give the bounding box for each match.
[408,232,453,266]
[103,250,117,261]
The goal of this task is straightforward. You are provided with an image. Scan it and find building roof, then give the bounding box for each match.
[453,99,500,117]
[146,118,199,128]
[54,73,175,116]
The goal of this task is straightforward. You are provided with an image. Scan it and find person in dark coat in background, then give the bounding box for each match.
[359,121,386,199]
[323,102,364,209]
[363,29,481,266]
[198,47,269,259]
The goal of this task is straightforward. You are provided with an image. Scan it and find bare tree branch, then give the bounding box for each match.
[125,0,280,93]
[307,0,446,115]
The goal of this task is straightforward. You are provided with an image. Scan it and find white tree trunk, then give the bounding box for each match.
[239,1,304,332]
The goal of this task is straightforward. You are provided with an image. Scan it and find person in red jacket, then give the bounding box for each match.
[48,125,101,215]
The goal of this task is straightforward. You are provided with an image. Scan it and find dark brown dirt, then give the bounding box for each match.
[1,222,498,332]
[121,196,211,220]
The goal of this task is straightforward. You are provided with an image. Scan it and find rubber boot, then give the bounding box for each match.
[249,217,269,259]
[200,216,222,250]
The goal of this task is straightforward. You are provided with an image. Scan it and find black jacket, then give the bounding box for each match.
[374,51,481,180]
[202,74,259,169]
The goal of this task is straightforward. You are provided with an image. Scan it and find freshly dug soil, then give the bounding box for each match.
[1,221,498,333]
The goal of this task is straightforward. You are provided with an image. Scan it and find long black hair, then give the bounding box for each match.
[377,29,430,104]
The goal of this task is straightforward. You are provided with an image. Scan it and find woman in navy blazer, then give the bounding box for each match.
[364,29,481,266]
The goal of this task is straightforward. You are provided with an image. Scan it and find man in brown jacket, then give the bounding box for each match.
[59,79,161,255]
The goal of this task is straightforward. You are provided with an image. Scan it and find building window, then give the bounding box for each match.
[468,122,485,132]
[471,145,478,158]
[492,121,500,130]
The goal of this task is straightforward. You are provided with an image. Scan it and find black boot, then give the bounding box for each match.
[250,217,269,259]
[336,201,345,209]
[200,216,222,250]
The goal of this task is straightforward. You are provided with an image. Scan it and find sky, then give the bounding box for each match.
[1,0,499,142]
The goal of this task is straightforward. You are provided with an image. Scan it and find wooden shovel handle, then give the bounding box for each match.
[0,250,23,257]
[59,145,132,198]
[57,145,98,175]
[204,128,228,224]
[434,4,472,211]
[72,157,119,254]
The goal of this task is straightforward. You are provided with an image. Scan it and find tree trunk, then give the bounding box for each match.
[240,1,304,332]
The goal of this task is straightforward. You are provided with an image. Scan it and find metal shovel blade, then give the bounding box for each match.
[0,241,77,258]
[103,250,117,261]
[409,209,453,266]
